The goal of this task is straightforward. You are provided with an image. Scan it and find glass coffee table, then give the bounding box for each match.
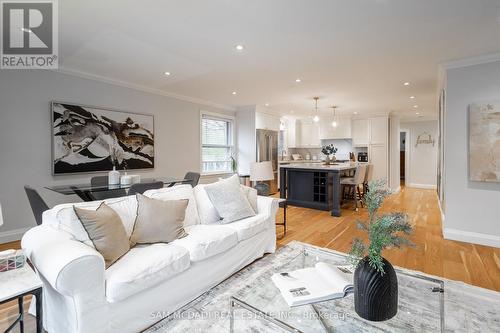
[229,246,444,332]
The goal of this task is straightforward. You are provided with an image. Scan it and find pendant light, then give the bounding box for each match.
[331,106,338,127]
[312,97,320,122]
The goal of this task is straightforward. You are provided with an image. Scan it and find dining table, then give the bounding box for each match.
[45,177,188,201]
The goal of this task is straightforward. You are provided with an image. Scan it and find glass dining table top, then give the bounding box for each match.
[45,177,188,195]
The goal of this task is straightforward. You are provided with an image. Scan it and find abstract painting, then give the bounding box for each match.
[469,101,500,182]
[52,102,154,174]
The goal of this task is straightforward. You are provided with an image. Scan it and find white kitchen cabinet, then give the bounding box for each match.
[298,120,320,147]
[285,118,298,148]
[319,117,352,140]
[369,116,388,144]
[369,143,388,181]
[352,119,369,146]
[256,112,280,131]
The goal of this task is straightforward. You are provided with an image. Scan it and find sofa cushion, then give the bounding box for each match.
[224,213,269,241]
[105,243,190,302]
[44,195,137,248]
[130,194,188,245]
[74,203,131,268]
[204,175,256,223]
[194,183,258,225]
[240,185,258,212]
[172,225,238,262]
[143,184,200,226]
[193,184,221,224]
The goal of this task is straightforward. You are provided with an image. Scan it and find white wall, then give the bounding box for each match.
[0,70,234,242]
[443,60,500,248]
[389,115,401,191]
[236,106,256,175]
[401,120,438,189]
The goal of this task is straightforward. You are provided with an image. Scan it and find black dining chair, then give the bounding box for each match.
[184,172,200,187]
[128,181,164,196]
[90,175,127,200]
[24,186,50,226]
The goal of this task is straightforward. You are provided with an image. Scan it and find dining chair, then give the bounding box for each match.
[184,172,200,187]
[340,164,367,211]
[128,181,164,196]
[24,186,50,226]
[90,175,127,200]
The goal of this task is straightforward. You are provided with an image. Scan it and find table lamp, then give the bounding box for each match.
[250,161,274,196]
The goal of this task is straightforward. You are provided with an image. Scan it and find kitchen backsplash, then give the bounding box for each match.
[286,139,354,160]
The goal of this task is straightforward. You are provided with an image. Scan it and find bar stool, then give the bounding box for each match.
[340,164,367,211]
[363,164,374,195]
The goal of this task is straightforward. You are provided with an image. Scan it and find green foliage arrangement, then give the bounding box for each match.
[349,179,413,274]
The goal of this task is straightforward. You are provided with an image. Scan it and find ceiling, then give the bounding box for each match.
[58,0,500,120]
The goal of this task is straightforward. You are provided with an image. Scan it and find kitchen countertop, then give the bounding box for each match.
[279,162,358,171]
[278,159,324,163]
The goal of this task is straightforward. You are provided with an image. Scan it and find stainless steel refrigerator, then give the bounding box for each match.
[256,129,278,194]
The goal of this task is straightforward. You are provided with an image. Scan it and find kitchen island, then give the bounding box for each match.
[279,162,357,217]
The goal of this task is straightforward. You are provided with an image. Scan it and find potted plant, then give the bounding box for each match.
[321,144,338,165]
[349,179,413,321]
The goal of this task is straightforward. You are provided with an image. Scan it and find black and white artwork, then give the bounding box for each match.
[52,102,154,174]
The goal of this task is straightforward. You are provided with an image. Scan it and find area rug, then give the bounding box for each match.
[145,241,500,333]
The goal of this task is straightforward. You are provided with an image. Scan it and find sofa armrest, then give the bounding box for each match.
[257,196,280,223]
[22,225,105,297]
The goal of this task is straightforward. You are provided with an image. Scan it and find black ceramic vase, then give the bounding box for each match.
[354,257,398,321]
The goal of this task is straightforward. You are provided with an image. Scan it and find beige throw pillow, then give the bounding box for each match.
[74,203,130,268]
[130,194,189,245]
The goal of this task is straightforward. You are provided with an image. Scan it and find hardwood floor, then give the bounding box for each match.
[0,186,498,331]
[275,186,500,292]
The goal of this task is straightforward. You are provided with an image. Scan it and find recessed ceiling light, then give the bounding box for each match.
[353,111,358,115]
[232,91,237,95]
[295,78,302,83]
[403,82,410,86]
[413,105,418,108]
[235,44,244,51]
[410,96,415,99]
[265,103,269,107]
[164,71,171,76]
[415,112,420,115]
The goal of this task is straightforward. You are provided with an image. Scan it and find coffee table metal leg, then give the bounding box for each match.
[34,289,43,333]
[18,296,24,333]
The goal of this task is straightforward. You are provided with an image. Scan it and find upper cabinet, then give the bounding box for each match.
[351,117,388,146]
[319,117,352,140]
[256,112,281,131]
[352,118,370,146]
[369,116,388,144]
[285,118,298,148]
[297,120,321,147]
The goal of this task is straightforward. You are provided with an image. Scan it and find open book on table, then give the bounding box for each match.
[271,262,354,307]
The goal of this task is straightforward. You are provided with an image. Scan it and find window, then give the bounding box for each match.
[201,112,234,174]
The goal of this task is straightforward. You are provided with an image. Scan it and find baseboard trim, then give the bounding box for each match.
[0,227,31,244]
[443,228,500,248]
[408,183,437,190]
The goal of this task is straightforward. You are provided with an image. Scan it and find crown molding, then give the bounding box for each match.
[54,66,236,111]
[439,52,500,70]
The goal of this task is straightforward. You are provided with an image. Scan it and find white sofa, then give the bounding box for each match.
[21,184,279,333]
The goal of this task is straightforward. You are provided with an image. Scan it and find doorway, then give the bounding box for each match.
[400,130,409,187]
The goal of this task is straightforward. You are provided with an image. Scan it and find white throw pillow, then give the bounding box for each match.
[240,185,258,212]
[193,184,221,224]
[143,184,200,226]
[204,175,256,223]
